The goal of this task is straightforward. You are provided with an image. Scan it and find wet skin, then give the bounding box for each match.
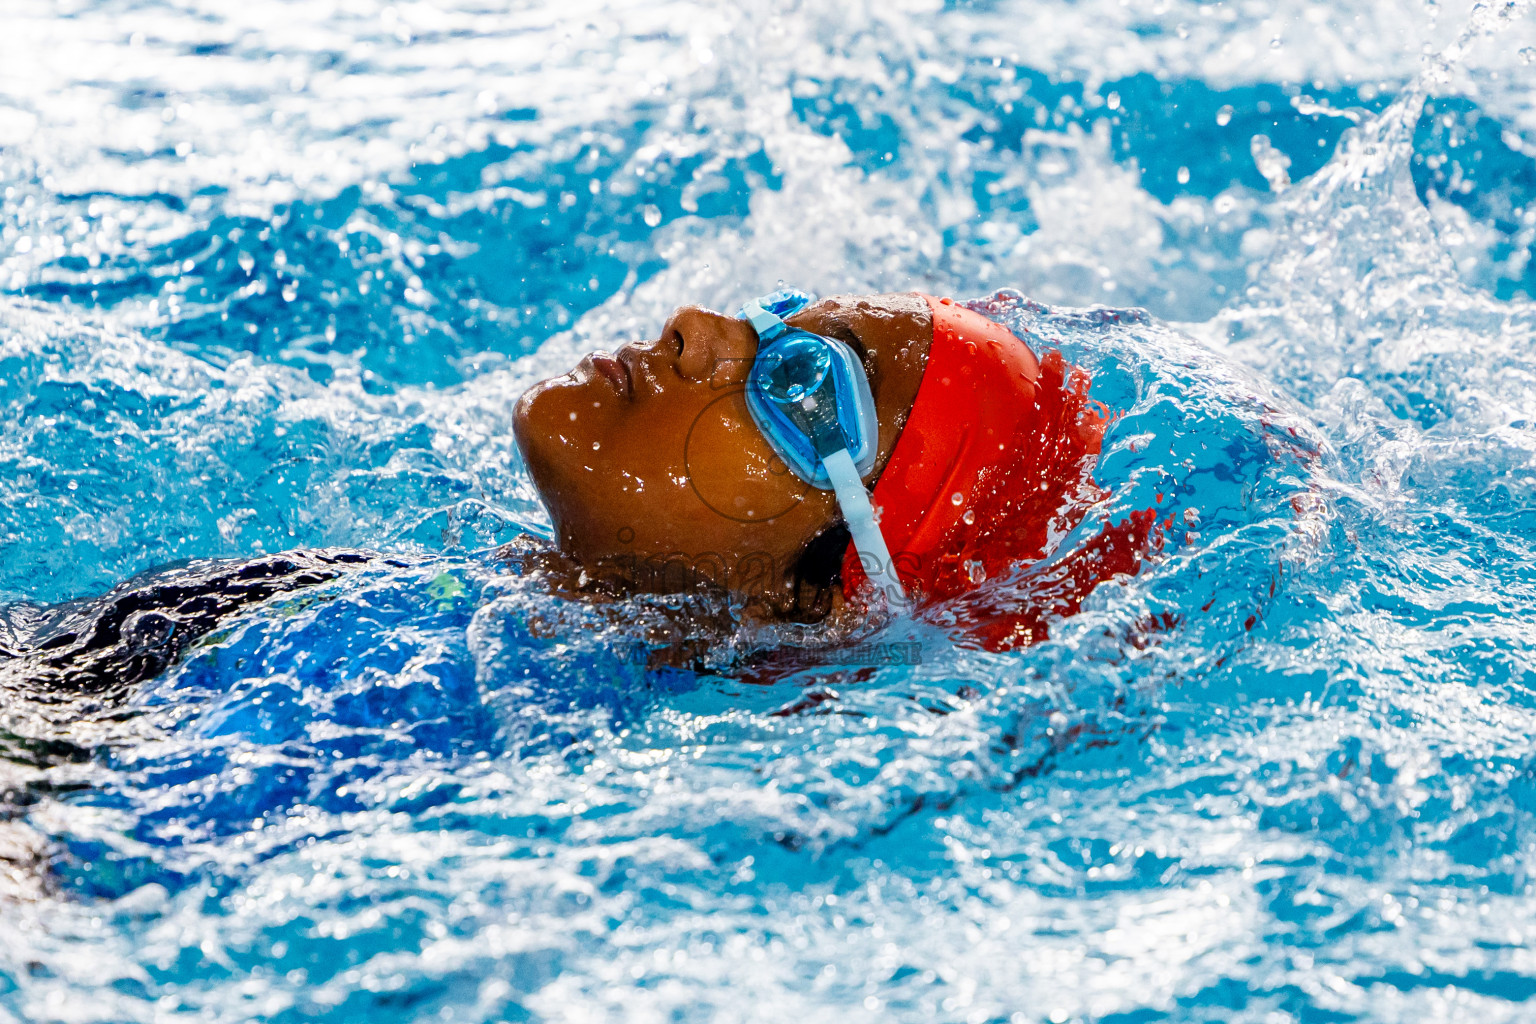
[512,294,932,614]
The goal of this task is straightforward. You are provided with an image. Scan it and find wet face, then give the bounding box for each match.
[512,293,931,611]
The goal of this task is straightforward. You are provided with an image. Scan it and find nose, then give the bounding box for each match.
[659,305,758,384]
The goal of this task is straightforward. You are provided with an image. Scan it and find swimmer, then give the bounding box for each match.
[0,290,1153,896]
[2,291,1151,701]
[514,290,1155,647]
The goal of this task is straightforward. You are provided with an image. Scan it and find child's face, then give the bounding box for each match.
[513,294,931,603]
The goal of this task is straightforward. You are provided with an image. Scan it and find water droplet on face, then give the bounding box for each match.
[951,492,964,506]
[962,509,976,525]
[568,412,578,421]
[592,441,601,450]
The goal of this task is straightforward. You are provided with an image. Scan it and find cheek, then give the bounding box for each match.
[683,390,809,524]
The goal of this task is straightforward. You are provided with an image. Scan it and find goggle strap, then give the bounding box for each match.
[822,448,910,614]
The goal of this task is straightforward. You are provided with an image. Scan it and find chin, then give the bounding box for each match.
[512,385,562,504]
[511,380,545,440]
[511,379,563,468]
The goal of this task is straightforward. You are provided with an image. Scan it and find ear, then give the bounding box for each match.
[776,524,851,623]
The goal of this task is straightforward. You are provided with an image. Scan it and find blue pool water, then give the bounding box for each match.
[6,0,1536,1020]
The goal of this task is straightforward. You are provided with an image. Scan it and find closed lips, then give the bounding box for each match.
[587,353,631,396]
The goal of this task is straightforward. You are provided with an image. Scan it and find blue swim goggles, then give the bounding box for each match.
[737,289,909,611]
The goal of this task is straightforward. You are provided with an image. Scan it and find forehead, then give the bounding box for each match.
[784,292,928,337]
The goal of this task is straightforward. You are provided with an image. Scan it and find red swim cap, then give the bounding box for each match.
[842,294,1155,646]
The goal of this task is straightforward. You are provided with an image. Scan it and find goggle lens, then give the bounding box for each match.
[735,288,909,611]
[755,334,831,404]
[737,292,877,487]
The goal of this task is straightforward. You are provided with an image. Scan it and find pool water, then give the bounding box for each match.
[5,0,1536,1020]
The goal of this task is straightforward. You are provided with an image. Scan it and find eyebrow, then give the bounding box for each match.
[785,303,870,360]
